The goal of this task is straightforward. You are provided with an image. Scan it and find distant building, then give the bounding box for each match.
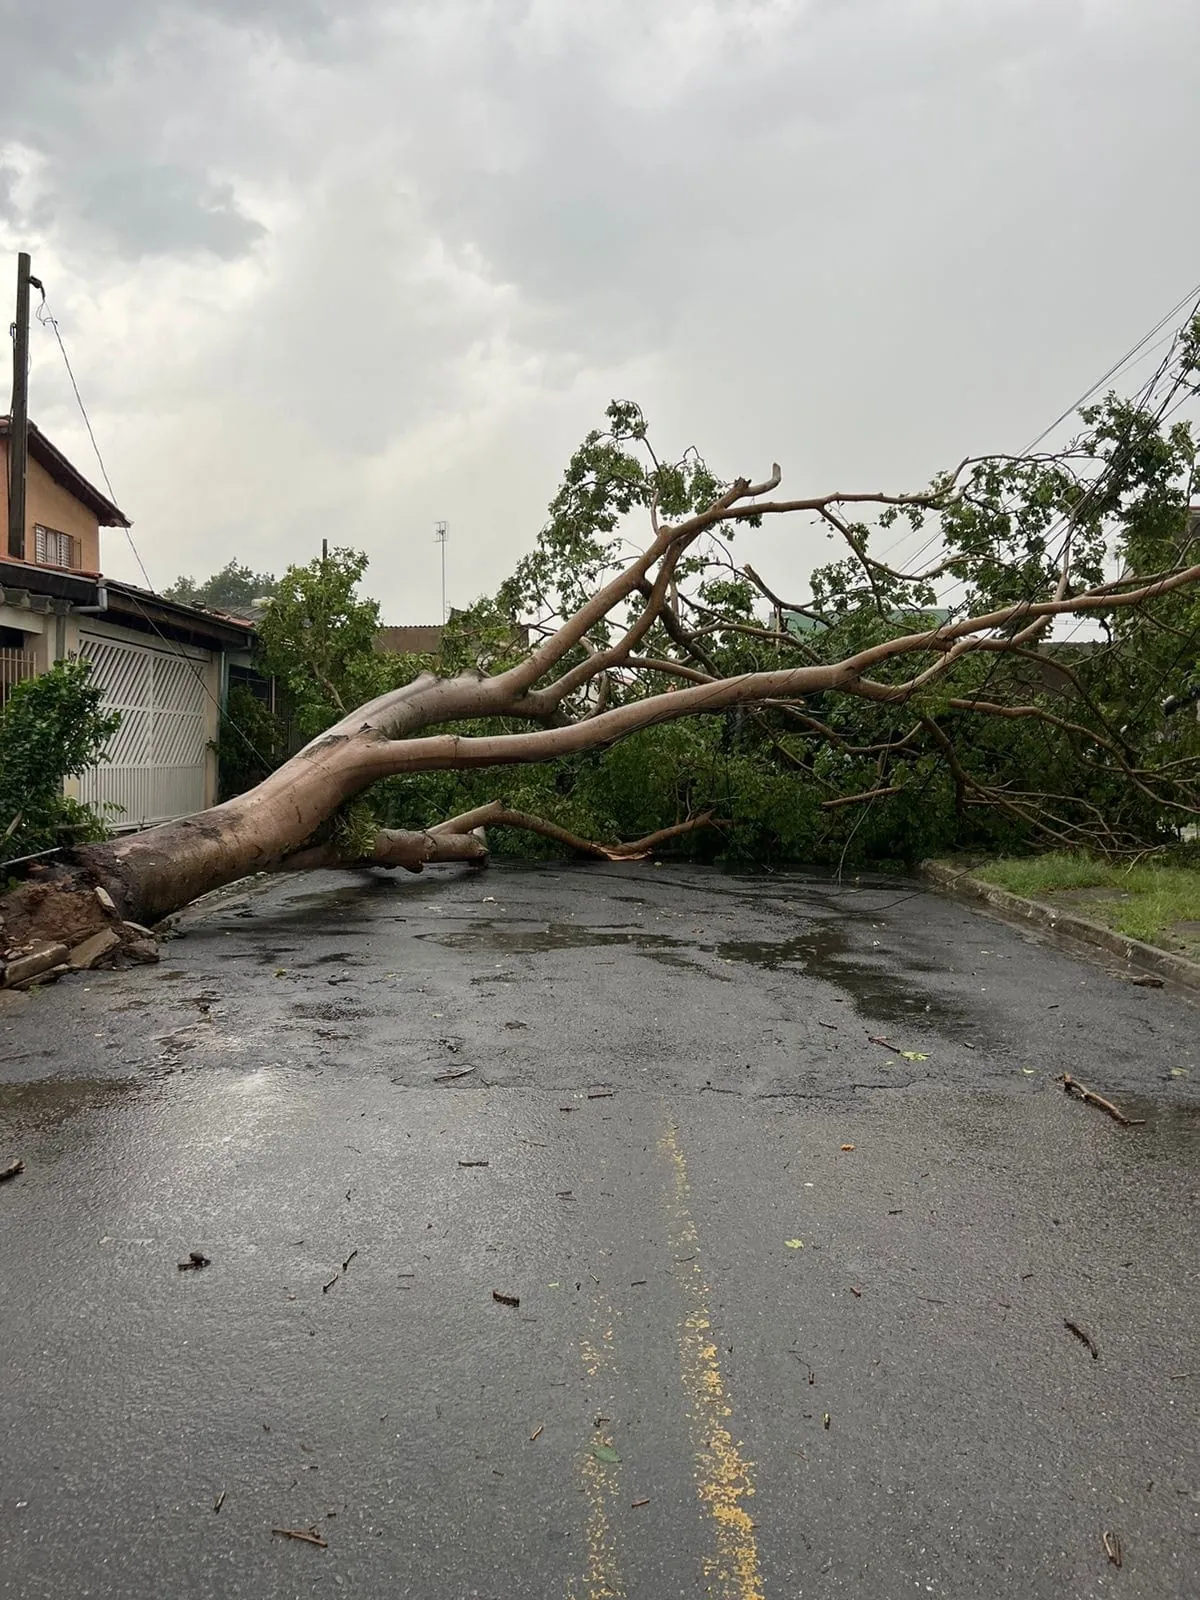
[375,624,444,656]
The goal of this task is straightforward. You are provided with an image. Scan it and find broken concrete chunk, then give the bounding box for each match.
[66,928,121,972]
[121,921,155,940]
[93,886,116,912]
[2,943,69,988]
[124,938,160,965]
[9,962,70,990]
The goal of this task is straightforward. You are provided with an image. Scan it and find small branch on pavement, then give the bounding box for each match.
[1060,1074,1145,1127]
[1102,1530,1123,1568]
[1064,1319,1099,1359]
[272,1526,328,1549]
[0,1158,25,1183]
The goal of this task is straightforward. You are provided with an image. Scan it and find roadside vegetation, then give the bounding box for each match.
[976,851,1200,959]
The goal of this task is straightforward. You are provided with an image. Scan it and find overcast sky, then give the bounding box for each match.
[3,0,1199,622]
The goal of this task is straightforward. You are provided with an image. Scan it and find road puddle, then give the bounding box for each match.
[424,916,970,1027]
[0,1076,142,1133]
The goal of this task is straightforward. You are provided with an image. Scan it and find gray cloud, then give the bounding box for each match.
[2,0,1199,623]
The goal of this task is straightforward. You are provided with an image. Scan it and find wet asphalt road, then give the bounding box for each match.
[0,862,1197,1600]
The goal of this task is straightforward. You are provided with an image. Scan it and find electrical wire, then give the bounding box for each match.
[34,288,274,775]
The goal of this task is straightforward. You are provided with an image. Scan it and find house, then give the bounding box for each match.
[375,624,445,656]
[374,616,532,659]
[1,417,255,833]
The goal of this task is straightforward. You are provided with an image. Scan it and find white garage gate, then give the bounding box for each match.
[77,627,212,827]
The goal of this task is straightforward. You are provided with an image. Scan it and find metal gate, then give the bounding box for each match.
[77,630,210,827]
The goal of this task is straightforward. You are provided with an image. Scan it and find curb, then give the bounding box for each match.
[919,860,1200,994]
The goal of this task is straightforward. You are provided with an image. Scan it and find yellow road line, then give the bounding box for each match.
[570,1328,626,1600]
[661,1122,766,1600]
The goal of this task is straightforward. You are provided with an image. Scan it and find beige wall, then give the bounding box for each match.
[0,441,101,573]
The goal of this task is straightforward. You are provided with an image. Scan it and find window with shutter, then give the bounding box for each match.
[33,525,77,568]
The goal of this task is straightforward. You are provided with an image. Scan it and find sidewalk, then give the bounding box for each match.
[921,859,1200,993]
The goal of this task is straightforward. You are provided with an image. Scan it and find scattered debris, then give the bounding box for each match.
[823,1413,831,1430]
[784,1239,804,1249]
[271,1526,328,1549]
[458,1159,489,1168]
[504,1021,527,1030]
[0,1158,24,1184]
[592,1444,621,1464]
[631,1497,650,1508]
[2,942,68,989]
[1061,1074,1145,1128]
[840,1144,855,1152]
[492,1290,520,1308]
[818,1020,838,1030]
[341,1248,358,1274]
[868,1036,903,1055]
[1102,1530,1122,1568]
[587,1087,615,1100]
[66,928,120,972]
[1130,974,1164,989]
[1064,1319,1099,1360]
[177,1251,211,1272]
[322,1273,339,1293]
[433,1066,475,1083]
[900,1051,928,1062]
[213,1489,226,1514]
[529,1424,544,1442]
[849,1286,862,1298]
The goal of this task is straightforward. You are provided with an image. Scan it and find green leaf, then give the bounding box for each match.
[900,1051,928,1062]
[591,1444,621,1464]
[784,1239,805,1249]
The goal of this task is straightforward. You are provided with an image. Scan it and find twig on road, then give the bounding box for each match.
[1064,1319,1099,1359]
[1060,1074,1145,1127]
[1102,1530,1122,1568]
[177,1251,211,1271]
[272,1526,328,1549]
[0,1158,25,1183]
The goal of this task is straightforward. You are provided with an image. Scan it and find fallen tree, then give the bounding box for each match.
[3,343,1200,962]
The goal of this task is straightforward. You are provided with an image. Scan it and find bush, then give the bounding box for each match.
[0,659,120,864]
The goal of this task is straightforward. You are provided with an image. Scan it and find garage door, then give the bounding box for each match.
[77,630,210,827]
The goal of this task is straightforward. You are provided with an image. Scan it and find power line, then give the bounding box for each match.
[34,287,274,774]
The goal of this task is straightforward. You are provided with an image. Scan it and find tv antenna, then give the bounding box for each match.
[433,521,448,622]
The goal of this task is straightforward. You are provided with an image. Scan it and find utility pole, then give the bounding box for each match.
[8,251,34,561]
[434,520,448,622]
